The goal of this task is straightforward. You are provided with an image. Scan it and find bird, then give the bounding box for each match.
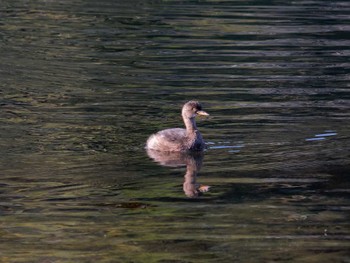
[146,100,209,152]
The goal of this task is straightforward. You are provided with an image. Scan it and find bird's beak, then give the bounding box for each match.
[196,110,209,116]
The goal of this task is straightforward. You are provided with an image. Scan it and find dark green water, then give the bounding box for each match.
[1,0,349,262]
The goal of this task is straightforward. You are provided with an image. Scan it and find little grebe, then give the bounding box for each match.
[146,101,209,152]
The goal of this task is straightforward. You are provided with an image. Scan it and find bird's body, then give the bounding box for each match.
[147,127,205,152]
[146,101,208,152]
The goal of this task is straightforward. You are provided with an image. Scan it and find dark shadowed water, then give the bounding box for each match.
[1,0,349,262]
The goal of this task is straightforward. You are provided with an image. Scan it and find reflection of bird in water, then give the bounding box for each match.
[146,101,209,152]
[146,149,210,198]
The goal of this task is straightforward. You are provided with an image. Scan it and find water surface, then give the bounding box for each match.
[1,0,349,262]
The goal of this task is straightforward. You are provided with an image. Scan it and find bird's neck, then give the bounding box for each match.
[183,116,197,134]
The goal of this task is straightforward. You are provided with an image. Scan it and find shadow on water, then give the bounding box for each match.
[146,149,210,198]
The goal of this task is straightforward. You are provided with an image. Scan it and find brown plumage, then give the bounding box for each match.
[146,101,209,152]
